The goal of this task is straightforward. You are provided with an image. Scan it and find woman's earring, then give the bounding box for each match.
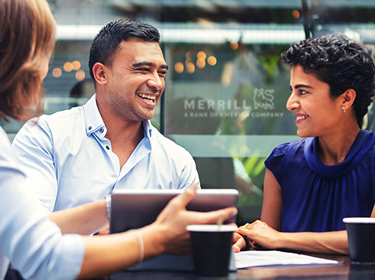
[342,106,346,113]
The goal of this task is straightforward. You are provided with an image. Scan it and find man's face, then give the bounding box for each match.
[101,37,168,123]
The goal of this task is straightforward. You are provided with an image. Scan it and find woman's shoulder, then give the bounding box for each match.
[265,138,307,174]
[270,138,306,158]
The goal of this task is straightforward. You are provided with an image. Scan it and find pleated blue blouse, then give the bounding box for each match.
[265,130,375,232]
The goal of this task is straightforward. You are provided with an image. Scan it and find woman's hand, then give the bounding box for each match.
[232,232,247,253]
[235,220,282,250]
[234,221,350,255]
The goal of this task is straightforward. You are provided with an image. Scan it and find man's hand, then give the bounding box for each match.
[94,224,110,235]
[153,183,238,255]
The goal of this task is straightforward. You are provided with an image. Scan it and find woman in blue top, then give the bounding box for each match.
[0,1,237,279]
[233,33,375,255]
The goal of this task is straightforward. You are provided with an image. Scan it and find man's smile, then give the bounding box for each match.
[137,93,157,103]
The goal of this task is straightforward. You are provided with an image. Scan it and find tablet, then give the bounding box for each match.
[110,188,239,234]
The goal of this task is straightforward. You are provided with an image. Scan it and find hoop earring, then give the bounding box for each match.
[342,106,346,113]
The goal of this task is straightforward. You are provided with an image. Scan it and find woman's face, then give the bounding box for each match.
[286,65,343,138]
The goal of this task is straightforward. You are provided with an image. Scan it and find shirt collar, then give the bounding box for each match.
[143,120,153,139]
[304,130,375,177]
[83,94,153,140]
[84,94,106,136]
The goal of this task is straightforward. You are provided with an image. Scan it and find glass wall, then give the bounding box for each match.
[4,0,375,224]
[161,23,302,223]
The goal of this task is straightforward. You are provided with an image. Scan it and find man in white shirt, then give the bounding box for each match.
[12,19,199,216]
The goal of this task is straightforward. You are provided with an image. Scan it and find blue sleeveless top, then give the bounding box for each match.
[265,130,375,232]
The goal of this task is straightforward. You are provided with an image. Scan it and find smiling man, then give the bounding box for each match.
[11,19,199,222]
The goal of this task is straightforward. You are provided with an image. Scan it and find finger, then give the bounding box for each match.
[169,183,198,209]
[238,222,250,230]
[232,244,241,253]
[233,232,242,242]
[232,235,246,252]
[190,207,238,225]
[237,228,250,235]
[96,228,110,235]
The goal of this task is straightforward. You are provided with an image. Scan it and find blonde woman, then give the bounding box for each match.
[0,1,237,279]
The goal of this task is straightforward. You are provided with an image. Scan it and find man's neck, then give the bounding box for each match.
[98,105,145,168]
[104,116,144,145]
[103,117,145,169]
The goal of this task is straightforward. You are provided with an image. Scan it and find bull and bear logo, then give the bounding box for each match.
[253,88,275,110]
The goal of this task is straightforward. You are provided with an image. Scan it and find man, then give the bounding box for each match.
[12,19,199,216]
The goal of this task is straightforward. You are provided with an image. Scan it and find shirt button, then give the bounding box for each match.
[106,146,110,150]
[100,128,104,133]
[88,126,92,130]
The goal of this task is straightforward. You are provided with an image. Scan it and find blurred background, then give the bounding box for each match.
[4,0,375,225]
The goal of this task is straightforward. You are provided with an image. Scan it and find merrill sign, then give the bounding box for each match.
[182,88,283,118]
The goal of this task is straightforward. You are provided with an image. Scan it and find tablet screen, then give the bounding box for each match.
[110,189,238,234]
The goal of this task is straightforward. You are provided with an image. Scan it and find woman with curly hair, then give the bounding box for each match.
[234,33,375,255]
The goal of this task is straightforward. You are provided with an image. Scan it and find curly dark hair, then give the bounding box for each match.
[281,33,375,128]
[89,18,160,83]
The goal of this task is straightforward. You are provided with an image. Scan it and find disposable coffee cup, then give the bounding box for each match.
[343,217,375,264]
[186,224,237,277]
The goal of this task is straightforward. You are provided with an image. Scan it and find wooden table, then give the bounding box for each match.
[109,254,375,279]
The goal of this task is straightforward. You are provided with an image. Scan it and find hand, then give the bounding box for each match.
[236,220,281,250]
[153,183,238,255]
[232,232,246,253]
[232,223,256,252]
[94,224,110,235]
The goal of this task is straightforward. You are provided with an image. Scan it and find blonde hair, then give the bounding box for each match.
[0,0,56,121]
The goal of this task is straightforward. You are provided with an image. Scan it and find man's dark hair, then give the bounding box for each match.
[281,33,375,128]
[88,18,160,83]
